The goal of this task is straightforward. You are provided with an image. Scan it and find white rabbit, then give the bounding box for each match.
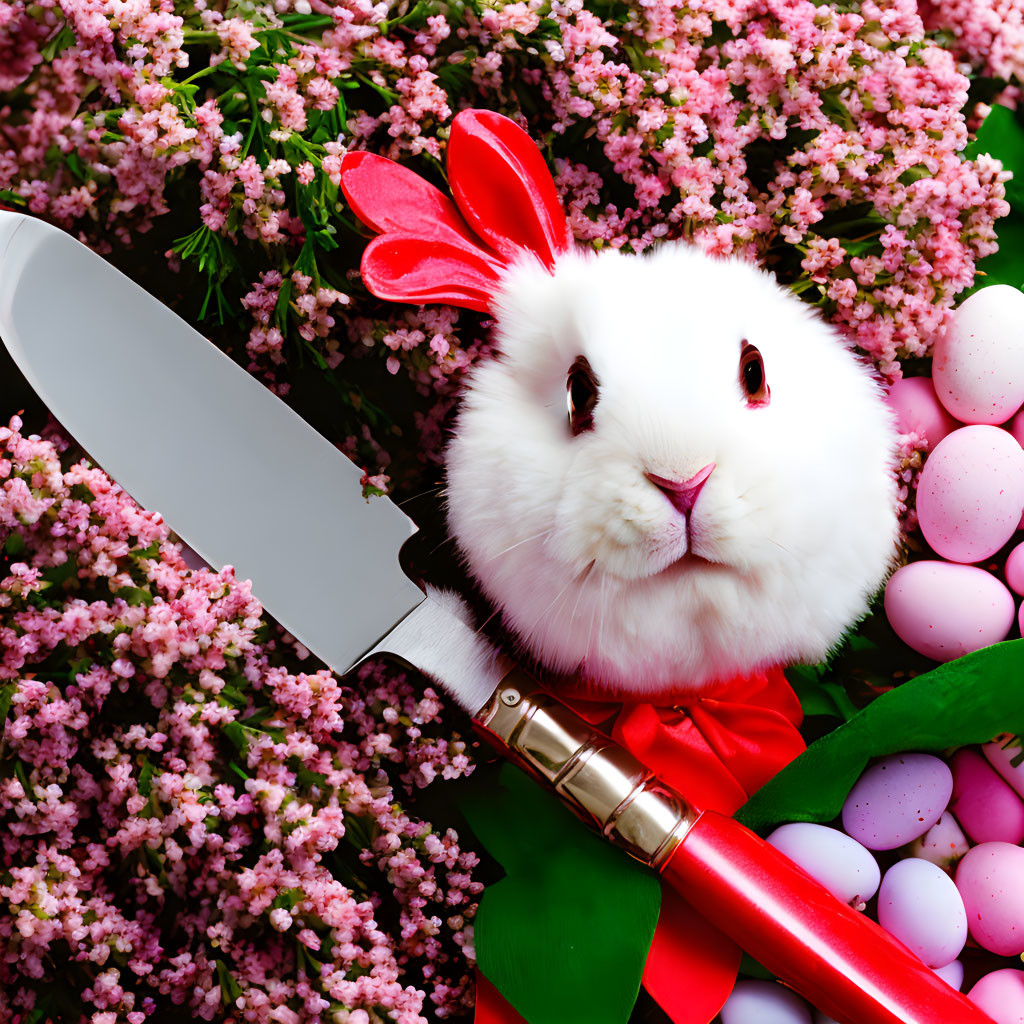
[444,244,900,697]
[340,110,901,697]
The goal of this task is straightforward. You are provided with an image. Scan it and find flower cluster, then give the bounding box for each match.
[0,0,1013,478]
[0,416,480,1022]
[920,0,1024,95]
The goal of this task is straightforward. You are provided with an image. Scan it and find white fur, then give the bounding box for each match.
[445,244,900,697]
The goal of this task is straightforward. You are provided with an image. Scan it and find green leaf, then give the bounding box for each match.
[964,104,1024,293]
[0,683,15,737]
[4,531,27,557]
[737,640,1024,833]
[460,763,659,1024]
[966,103,1024,208]
[137,756,156,797]
[785,665,859,721]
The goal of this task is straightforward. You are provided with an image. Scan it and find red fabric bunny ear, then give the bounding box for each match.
[447,110,572,269]
[339,112,573,312]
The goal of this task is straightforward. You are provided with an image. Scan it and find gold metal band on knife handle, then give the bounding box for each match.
[476,670,698,869]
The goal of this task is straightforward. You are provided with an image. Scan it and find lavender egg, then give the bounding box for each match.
[983,737,1024,800]
[720,980,813,1024]
[916,425,1024,563]
[909,811,970,874]
[933,960,965,992]
[841,753,952,851]
[968,969,1024,1024]
[884,561,1016,662]
[949,747,1024,845]
[932,284,1024,425]
[766,822,880,908]
[877,858,967,968]
[955,842,1024,955]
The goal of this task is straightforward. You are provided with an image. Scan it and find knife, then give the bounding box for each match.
[0,211,996,1024]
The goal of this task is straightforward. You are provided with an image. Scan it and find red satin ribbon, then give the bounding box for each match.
[474,666,806,1024]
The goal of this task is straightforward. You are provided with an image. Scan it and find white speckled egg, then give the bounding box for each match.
[883,561,1016,662]
[932,285,1024,424]
[916,426,1024,563]
[841,753,952,851]
[766,822,880,907]
[877,858,967,968]
[720,980,812,1024]
[909,811,970,873]
[886,377,959,446]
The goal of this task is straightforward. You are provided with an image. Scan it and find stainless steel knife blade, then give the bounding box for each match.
[0,210,451,684]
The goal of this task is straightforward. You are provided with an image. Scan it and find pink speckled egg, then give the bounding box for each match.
[955,842,1024,956]
[886,377,959,446]
[841,753,952,851]
[933,285,1024,425]
[948,747,1024,845]
[1009,408,1024,448]
[916,426,1024,563]
[968,970,1024,1024]
[983,736,1024,801]
[883,561,1016,662]
[1006,542,1024,595]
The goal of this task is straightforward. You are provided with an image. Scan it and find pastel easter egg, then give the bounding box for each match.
[886,377,960,446]
[884,561,1016,662]
[984,736,1024,800]
[916,426,1024,563]
[949,747,1024,845]
[1009,408,1024,448]
[968,970,1024,1024]
[877,858,967,967]
[934,960,964,992]
[766,822,880,908]
[955,842,1024,955]
[841,753,952,851]
[909,811,970,873]
[932,285,1024,424]
[1006,542,1024,595]
[720,980,812,1024]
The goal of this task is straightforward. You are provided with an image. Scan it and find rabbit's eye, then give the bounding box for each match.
[740,343,769,406]
[567,356,600,436]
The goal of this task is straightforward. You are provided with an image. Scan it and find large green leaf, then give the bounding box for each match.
[736,640,1024,833]
[462,762,660,1024]
[965,104,1024,291]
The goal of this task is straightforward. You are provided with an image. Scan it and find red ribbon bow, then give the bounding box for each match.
[476,667,806,1024]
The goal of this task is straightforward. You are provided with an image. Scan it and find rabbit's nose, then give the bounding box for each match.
[647,463,715,517]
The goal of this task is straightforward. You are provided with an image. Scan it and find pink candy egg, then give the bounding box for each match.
[949,747,1024,845]
[883,561,1016,662]
[886,377,959,446]
[932,285,1024,425]
[720,980,812,1024]
[1009,408,1024,448]
[968,969,1024,1024]
[915,425,1024,563]
[909,811,970,873]
[955,842,1024,955]
[983,737,1024,800]
[841,753,952,851]
[877,858,967,968]
[1006,542,1024,596]
[766,822,880,908]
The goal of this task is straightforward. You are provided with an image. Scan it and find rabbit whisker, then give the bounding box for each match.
[395,484,445,509]
[483,527,556,563]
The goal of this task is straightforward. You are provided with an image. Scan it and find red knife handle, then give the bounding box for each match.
[662,810,994,1024]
